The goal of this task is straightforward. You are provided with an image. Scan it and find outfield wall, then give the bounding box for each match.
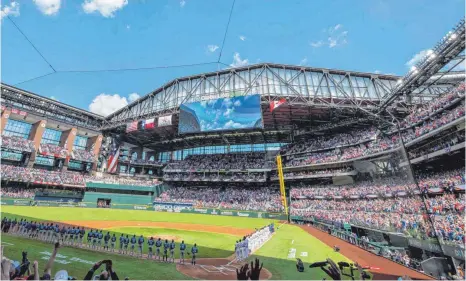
[0,197,287,220]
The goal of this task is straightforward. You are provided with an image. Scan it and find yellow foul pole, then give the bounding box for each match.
[276,155,288,215]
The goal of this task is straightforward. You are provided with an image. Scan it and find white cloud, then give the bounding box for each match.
[310,40,323,48]
[224,120,244,129]
[89,93,129,116]
[33,0,61,15]
[299,57,308,66]
[126,24,130,29]
[406,49,429,68]
[230,52,249,68]
[180,0,186,7]
[82,0,128,18]
[207,45,219,53]
[223,108,234,117]
[0,1,20,20]
[128,92,140,102]
[239,35,246,41]
[311,24,348,49]
[374,70,381,74]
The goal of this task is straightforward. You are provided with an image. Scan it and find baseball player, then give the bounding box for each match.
[98,230,104,249]
[119,234,124,253]
[235,240,240,261]
[148,237,155,259]
[243,237,249,260]
[163,239,169,262]
[87,229,94,247]
[179,240,186,264]
[191,243,198,265]
[169,239,176,263]
[155,238,162,261]
[138,235,145,257]
[111,233,117,252]
[104,232,111,251]
[124,235,130,254]
[130,235,137,256]
[80,227,86,247]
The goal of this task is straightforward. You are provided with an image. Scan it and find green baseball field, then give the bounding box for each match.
[1,206,364,280]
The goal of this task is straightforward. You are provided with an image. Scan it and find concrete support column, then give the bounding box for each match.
[0,108,11,134]
[86,134,103,171]
[59,128,77,171]
[27,120,47,167]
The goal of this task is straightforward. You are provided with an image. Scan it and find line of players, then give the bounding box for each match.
[4,218,199,265]
[235,224,274,262]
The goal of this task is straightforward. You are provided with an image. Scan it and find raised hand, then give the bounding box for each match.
[248,258,263,280]
[236,263,249,280]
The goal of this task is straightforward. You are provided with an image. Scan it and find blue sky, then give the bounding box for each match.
[1,0,464,116]
[180,94,262,133]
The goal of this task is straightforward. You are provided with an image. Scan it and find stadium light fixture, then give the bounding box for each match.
[450,33,458,40]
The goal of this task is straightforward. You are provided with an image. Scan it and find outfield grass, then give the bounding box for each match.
[2,206,275,228]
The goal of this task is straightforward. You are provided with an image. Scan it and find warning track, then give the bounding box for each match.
[301,225,433,280]
[61,220,250,236]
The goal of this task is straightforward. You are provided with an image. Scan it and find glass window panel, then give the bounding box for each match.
[2,119,32,139]
[41,128,62,145]
[73,135,88,150]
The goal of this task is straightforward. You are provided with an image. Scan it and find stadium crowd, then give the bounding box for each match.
[85,175,159,187]
[282,128,377,155]
[290,169,464,198]
[72,149,95,162]
[394,83,465,132]
[130,159,163,166]
[1,166,85,186]
[39,143,68,158]
[165,153,272,170]
[155,186,283,212]
[0,188,35,199]
[409,131,465,159]
[0,136,35,153]
[283,91,465,167]
[164,172,266,182]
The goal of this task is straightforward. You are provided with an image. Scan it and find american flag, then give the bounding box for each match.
[126,121,138,133]
[107,139,120,174]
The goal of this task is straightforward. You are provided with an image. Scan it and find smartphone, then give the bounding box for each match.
[309,261,328,268]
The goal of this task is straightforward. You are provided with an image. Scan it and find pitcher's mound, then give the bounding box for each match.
[177,258,272,280]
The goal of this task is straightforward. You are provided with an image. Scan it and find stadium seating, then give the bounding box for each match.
[290,169,465,244]
[39,143,68,158]
[1,166,85,186]
[72,148,95,162]
[0,135,35,153]
[155,186,283,212]
[165,152,272,170]
[85,175,159,187]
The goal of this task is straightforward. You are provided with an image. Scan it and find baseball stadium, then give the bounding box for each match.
[0,1,465,280]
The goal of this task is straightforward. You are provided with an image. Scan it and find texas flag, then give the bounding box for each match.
[145,118,155,129]
[270,98,286,112]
